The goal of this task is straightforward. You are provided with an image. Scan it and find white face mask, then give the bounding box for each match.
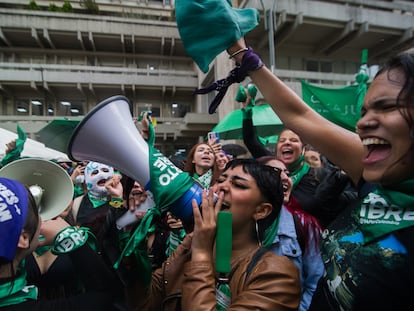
[84,162,114,198]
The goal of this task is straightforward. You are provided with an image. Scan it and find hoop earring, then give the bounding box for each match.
[255,220,262,247]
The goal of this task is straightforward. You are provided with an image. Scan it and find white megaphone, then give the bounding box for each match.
[0,158,74,220]
[67,95,204,224]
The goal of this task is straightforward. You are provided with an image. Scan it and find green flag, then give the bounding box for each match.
[301,80,362,132]
[301,49,370,132]
[1,124,27,166]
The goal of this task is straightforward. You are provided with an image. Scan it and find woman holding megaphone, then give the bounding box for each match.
[124,159,301,311]
[0,177,118,310]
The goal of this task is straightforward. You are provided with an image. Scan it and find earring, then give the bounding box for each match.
[255,220,262,247]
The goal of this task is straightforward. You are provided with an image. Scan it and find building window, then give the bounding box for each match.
[171,102,190,118]
[137,104,160,118]
[56,100,84,117]
[16,99,29,115]
[305,60,332,83]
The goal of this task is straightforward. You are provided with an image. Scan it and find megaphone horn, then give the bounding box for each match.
[0,158,74,220]
[68,96,150,186]
[68,95,204,222]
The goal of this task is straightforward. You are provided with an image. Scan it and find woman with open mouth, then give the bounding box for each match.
[125,158,301,310]
[241,88,357,229]
[256,155,323,311]
[182,142,222,189]
[226,39,414,311]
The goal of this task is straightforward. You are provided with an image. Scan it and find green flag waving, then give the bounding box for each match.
[301,49,370,132]
[1,125,27,166]
[301,80,362,132]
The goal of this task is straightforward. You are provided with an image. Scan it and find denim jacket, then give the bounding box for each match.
[270,206,324,311]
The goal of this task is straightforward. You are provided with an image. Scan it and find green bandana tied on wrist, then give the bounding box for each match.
[358,179,414,244]
[175,0,259,73]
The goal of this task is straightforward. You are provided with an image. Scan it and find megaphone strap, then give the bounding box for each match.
[51,226,97,255]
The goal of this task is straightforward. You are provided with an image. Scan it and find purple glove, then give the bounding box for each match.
[193,47,264,114]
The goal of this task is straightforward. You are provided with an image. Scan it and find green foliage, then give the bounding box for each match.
[28,0,41,10]
[48,3,61,11]
[62,1,73,12]
[79,0,99,14]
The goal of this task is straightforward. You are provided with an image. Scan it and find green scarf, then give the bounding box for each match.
[262,215,280,248]
[194,169,212,189]
[0,265,37,307]
[87,192,109,208]
[359,179,414,244]
[114,127,194,282]
[288,155,310,188]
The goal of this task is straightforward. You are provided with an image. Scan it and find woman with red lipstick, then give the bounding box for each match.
[226,40,414,310]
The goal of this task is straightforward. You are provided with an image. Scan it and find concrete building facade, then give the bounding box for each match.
[0,0,413,155]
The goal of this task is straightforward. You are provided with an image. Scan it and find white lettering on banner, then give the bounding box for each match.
[360,193,387,218]
[383,206,404,221]
[71,231,84,245]
[360,192,414,222]
[153,157,167,171]
[159,166,181,186]
[153,155,182,186]
[0,203,12,222]
[55,238,75,253]
[55,229,74,243]
[403,209,414,221]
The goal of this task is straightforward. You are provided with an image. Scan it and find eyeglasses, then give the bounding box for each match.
[272,167,291,177]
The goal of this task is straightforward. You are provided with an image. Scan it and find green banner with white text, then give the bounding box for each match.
[300,80,367,132]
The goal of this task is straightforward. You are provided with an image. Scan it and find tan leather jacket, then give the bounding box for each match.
[126,235,300,311]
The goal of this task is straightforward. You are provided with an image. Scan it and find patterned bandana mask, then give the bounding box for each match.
[84,161,114,199]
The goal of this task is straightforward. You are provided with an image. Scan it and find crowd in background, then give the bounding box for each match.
[1,3,414,310]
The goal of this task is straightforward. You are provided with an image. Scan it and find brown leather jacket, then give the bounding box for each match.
[126,235,300,311]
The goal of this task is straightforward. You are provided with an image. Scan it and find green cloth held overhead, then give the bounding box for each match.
[1,125,27,167]
[175,0,260,73]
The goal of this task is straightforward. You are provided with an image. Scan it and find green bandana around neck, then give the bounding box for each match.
[0,265,38,307]
[87,192,109,208]
[358,179,414,244]
[194,169,212,189]
[288,155,310,188]
[262,215,280,248]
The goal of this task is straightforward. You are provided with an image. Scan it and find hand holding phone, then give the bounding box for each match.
[208,132,220,144]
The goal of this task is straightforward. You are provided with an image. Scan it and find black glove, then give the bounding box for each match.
[193,47,264,114]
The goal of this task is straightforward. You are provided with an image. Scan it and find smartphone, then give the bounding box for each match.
[208,131,220,144]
